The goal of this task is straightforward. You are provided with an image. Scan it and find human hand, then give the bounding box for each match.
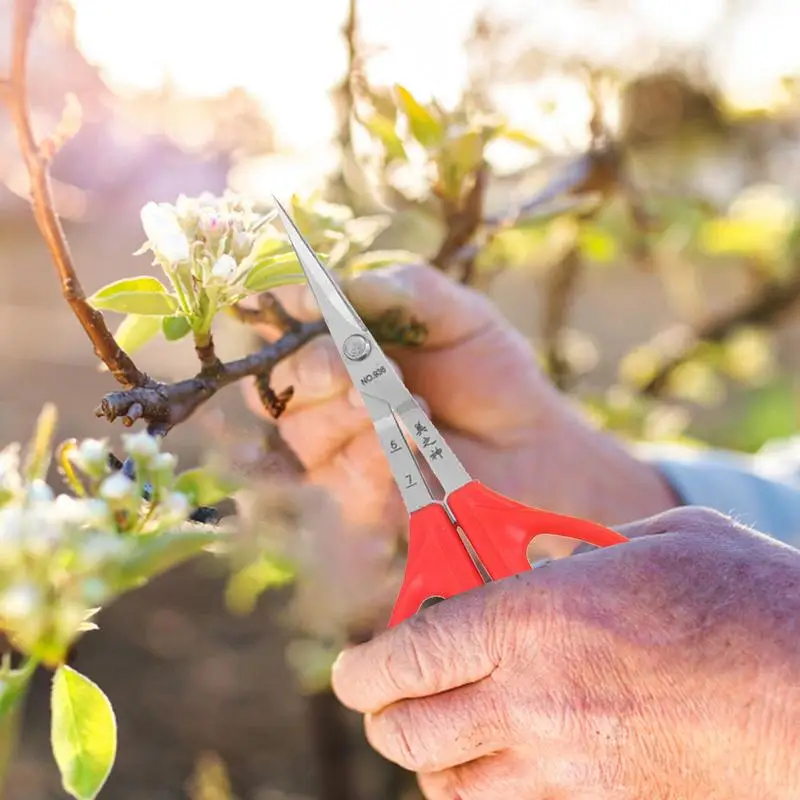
[244,262,677,537]
[331,507,800,799]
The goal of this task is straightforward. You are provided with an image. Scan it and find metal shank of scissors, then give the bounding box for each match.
[272,198,472,514]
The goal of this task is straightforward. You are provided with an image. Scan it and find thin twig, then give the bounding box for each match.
[541,245,584,391]
[640,270,800,397]
[1,0,146,389]
[231,293,301,332]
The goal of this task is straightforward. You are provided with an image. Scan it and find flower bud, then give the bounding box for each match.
[55,495,110,528]
[123,430,160,461]
[210,254,237,283]
[100,472,136,502]
[230,227,254,259]
[69,438,109,478]
[27,479,54,503]
[199,210,228,246]
[151,452,178,473]
[0,443,22,496]
[0,507,25,565]
[23,508,65,556]
[158,491,191,526]
[0,582,43,622]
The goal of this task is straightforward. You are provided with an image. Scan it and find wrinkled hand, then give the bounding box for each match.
[245,262,676,536]
[332,508,800,799]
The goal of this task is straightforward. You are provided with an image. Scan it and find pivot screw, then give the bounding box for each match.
[343,334,371,361]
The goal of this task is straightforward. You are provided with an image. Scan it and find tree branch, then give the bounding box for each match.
[1,0,147,389]
[640,270,800,397]
[96,319,327,432]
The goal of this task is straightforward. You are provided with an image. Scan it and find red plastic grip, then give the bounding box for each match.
[446,480,628,582]
[388,503,484,628]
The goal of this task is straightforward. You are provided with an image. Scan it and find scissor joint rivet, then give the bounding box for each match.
[343,334,371,361]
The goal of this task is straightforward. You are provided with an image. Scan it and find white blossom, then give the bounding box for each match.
[210,253,238,283]
[100,472,136,502]
[159,491,191,525]
[27,479,54,503]
[140,201,191,264]
[0,582,43,622]
[123,430,160,460]
[151,452,178,473]
[69,438,108,474]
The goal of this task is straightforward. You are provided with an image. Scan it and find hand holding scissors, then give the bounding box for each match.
[274,199,628,628]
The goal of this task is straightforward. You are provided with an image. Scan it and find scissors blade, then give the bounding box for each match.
[273,197,473,499]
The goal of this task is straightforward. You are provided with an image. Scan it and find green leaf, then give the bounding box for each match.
[360,113,407,161]
[394,85,444,149]
[113,314,162,353]
[51,666,117,800]
[88,276,178,316]
[162,315,192,341]
[173,468,238,507]
[243,253,306,294]
[115,529,222,590]
[225,556,295,615]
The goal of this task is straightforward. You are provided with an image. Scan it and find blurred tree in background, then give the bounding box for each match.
[0,0,798,798]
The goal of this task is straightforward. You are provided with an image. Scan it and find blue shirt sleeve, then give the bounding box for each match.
[635,438,800,550]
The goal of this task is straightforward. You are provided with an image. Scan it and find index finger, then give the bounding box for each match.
[330,582,506,714]
[265,263,500,349]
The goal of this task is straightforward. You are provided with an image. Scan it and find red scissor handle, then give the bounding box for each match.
[388,503,484,628]
[446,480,628,581]
[388,481,628,628]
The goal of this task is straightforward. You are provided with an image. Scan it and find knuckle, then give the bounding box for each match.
[373,706,431,771]
[659,505,733,534]
[393,614,449,692]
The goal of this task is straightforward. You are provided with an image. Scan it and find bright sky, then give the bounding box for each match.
[68,0,800,196]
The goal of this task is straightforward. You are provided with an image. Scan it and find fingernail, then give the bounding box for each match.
[296,339,335,392]
[347,268,415,313]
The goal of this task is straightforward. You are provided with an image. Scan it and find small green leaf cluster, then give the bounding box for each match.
[360,84,541,204]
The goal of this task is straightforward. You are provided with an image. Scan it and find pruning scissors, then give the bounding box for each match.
[274,199,628,628]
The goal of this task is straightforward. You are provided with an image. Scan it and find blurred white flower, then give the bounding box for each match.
[123,430,160,460]
[69,438,109,475]
[27,479,54,503]
[210,253,238,283]
[0,443,22,497]
[55,495,110,528]
[0,582,43,622]
[151,452,178,473]
[158,491,191,526]
[99,472,136,501]
[140,201,191,264]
